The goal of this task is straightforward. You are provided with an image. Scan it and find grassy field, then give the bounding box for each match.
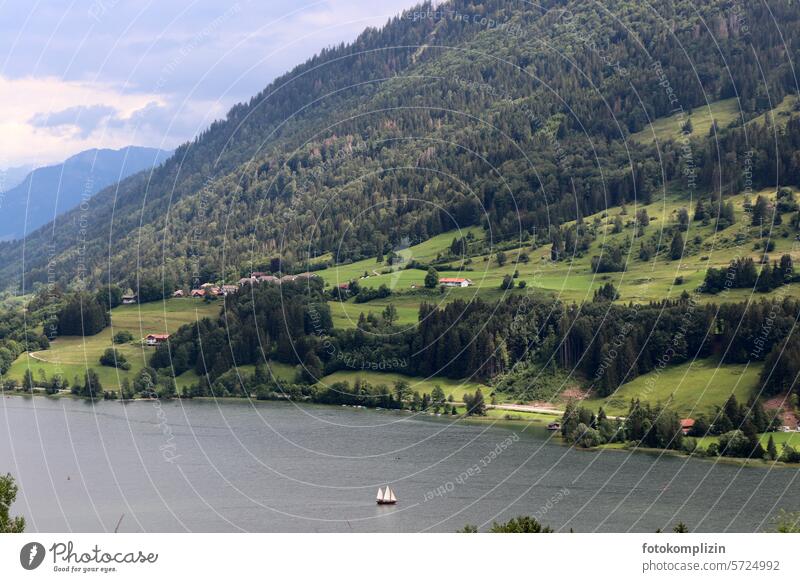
[630,97,741,145]
[630,95,798,145]
[320,184,800,332]
[581,358,762,417]
[8,298,219,390]
[316,369,488,401]
[174,360,298,389]
[695,430,800,450]
[322,225,485,285]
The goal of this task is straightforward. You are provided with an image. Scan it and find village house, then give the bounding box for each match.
[439,277,473,288]
[680,418,695,435]
[190,289,206,298]
[121,293,137,304]
[145,333,170,346]
[250,271,269,278]
[172,289,185,298]
[258,275,280,284]
[221,285,238,296]
[239,276,257,285]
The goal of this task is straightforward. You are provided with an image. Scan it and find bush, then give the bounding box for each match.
[113,330,134,344]
[99,347,131,370]
[572,423,602,448]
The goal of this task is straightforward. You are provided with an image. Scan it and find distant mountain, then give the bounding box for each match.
[0,164,34,193]
[0,146,171,240]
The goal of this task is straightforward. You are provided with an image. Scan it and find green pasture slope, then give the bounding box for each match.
[317,369,488,402]
[8,298,219,390]
[323,185,800,329]
[581,358,762,417]
[630,94,798,145]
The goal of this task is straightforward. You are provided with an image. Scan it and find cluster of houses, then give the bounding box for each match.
[172,282,239,299]
[121,272,321,305]
[237,271,319,286]
[177,272,319,298]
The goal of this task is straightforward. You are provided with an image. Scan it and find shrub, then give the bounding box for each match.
[99,348,131,370]
[113,330,134,344]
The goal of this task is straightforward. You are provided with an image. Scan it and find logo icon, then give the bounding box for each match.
[20,542,46,570]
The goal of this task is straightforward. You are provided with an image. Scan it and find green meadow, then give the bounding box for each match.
[581,358,762,417]
[630,95,798,146]
[320,185,800,330]
[316,369,488,402]
[8,298,219,390]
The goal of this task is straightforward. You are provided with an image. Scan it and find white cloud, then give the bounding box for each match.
[0,75,168,167]
[0,0,420,168]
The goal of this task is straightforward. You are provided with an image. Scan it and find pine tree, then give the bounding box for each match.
[694,198,707,221]
[767,435,778,461]
[670,232,685,260]
[22,369,35,392]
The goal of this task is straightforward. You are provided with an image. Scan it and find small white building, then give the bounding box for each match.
[439,277,472,288]
[145,334,170,346]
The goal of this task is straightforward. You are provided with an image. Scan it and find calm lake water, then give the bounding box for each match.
[1,395,796,532]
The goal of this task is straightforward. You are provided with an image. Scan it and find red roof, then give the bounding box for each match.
[439,277,470,283]
[680,418,695,429]
[146,334,170,340]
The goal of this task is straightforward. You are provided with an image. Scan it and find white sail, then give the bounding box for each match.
[388,488,396,502]
[376,487,384,501]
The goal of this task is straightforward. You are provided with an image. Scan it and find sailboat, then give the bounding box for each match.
[376,486,397,505]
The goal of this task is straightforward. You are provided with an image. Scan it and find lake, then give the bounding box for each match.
[1,395,796,532]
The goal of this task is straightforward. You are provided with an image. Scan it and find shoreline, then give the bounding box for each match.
[5,391,796,468]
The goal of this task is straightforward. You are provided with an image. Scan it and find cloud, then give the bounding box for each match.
[29,104,118,138]
[0,0,420,168]
[0,75,168,167]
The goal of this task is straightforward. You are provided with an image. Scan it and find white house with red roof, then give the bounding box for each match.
[439,277,472,287]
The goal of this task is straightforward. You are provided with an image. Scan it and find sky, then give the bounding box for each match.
[0,0,421,169]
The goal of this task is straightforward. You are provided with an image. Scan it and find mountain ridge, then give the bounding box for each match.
[0,0,798,294]
[0,146,171,241]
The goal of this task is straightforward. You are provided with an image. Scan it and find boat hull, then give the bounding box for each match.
[376,500,397,505]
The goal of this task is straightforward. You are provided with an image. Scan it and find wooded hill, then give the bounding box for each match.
[1,0,799,298]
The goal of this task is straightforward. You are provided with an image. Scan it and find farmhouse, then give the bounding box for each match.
[239,277,256,285]
[121,294,137,304]
[145,334,170,346]
[172,289,185,297]
[190,289,206,297]
[680,418,695,435]
[221,285,238,295]
[439,277,472,287]
[258,275,280,284]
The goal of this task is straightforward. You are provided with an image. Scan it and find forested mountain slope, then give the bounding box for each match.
[1,0,798,293]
